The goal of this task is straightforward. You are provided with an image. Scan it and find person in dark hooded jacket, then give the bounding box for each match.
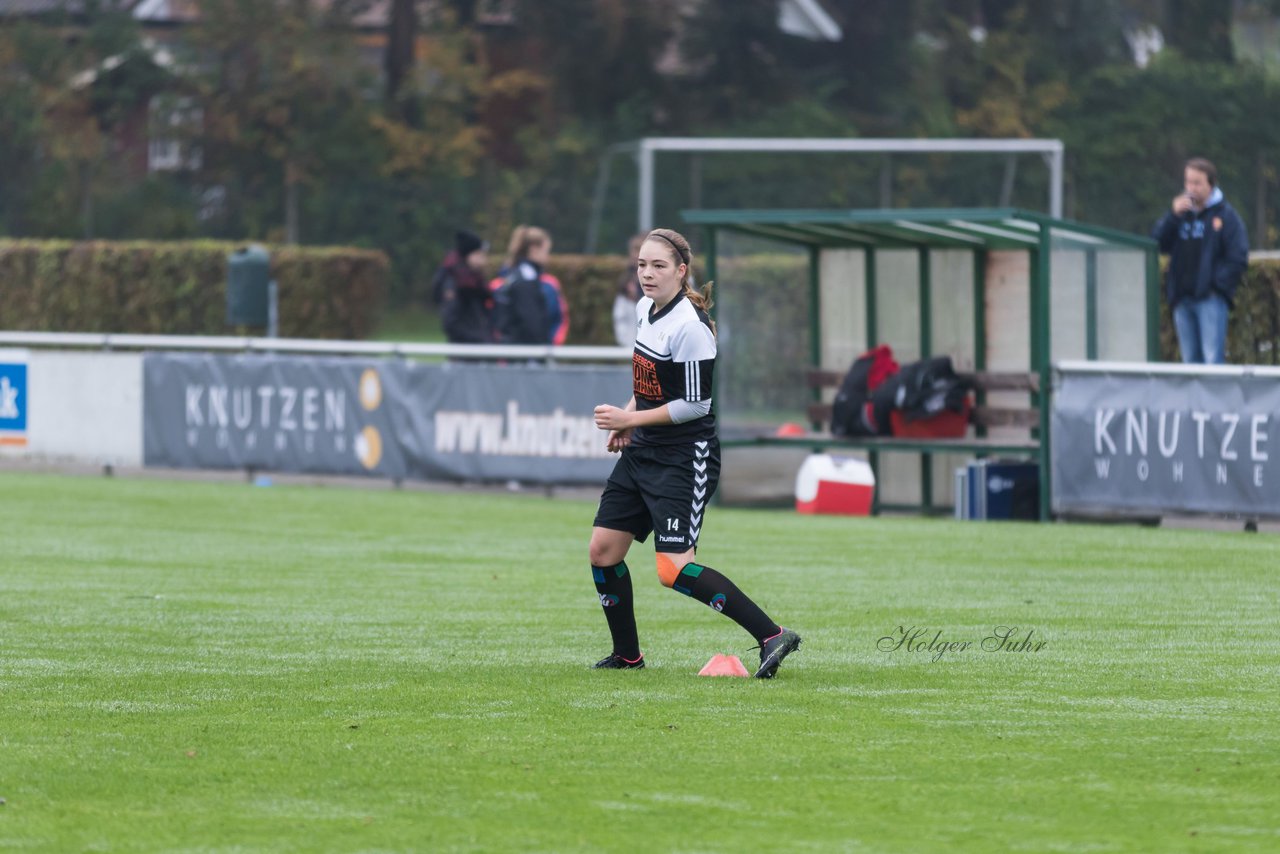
[1151,158,1249,364]
[432,230,492,344]
[490,225,564,345]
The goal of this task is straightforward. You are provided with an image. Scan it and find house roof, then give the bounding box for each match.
[0,0,138,14]
[778,0,841,42]
[130,0,197,22]
[0,1,437,28]
[2,0,830,38]
[681,208,1156,252]
[130,0,388,26]
[127,0,513,28]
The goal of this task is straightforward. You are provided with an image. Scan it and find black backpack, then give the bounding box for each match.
[494,263,549,345]
[832,353,888,436]
[891,356,972,421]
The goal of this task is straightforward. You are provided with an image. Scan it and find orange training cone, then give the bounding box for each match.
[698,654,751,677]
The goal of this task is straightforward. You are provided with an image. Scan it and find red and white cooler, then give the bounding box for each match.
[795,453,875,516]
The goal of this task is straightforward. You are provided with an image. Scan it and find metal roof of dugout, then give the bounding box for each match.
[683,207,1161,519]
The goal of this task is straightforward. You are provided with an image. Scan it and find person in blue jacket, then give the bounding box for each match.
[490,226,568,346]
[1151,157,1249,364]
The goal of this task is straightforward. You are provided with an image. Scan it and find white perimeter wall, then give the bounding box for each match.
[0,350,143,467]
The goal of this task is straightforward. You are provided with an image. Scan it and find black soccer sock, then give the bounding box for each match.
[671,563,781,643]
[593,561,640,660]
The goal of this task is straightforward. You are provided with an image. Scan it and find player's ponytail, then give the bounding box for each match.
[645,227,716,336]
[683,281,715,336]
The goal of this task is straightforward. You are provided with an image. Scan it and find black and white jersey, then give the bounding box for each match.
[630,292,716,446]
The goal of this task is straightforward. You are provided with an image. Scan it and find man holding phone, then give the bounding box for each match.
[1151,157,1249,364]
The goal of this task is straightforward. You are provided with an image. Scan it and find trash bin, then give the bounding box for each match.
[226,245,271,327]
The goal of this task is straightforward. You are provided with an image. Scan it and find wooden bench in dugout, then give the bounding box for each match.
[719,368,1046,516]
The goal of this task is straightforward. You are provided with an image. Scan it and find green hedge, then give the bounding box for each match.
[542,254,630,346]
[565,254,1280,373]
[1159,258,1280,364]
[547,252,810,414]
[712,255,811,414]
[9,239,1276,368]
[0,240,388,339]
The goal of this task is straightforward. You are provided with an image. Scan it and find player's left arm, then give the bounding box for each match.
[664,320,715,423]
[593,321,716,432]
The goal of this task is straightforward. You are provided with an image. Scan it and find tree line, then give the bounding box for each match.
[1,0,1278,304]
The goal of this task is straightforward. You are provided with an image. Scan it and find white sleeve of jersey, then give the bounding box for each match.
[668,316,715,418]
[668,318,717,362]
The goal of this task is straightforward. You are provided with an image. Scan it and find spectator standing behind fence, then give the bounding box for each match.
[432,230,492,344]
[612,234,645,348]
[491,226,569,345]
[1152,157,1249,364]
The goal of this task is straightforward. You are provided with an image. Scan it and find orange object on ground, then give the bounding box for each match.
[697,654,751,677]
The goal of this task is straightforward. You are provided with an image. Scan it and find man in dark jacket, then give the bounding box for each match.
[432,230,491,344]
[1151,157,1249,364]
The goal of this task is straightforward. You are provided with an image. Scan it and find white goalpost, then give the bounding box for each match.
[585,136,1065,252]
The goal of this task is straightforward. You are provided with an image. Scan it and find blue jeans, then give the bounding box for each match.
[1173,293,1229,364]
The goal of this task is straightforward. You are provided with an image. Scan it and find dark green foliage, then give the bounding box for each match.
[1227,261,1280,363]
[1158,258,1280,364]
[818,0,922,128]
[7,0,1280,323]
[1165,0,1235,62]
[507,0,675,124]
[1053,58,1279,237]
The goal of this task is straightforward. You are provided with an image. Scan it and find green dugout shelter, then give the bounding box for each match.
[681,207,1161,517]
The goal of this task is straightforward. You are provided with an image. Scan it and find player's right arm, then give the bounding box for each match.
[596,396,638,452]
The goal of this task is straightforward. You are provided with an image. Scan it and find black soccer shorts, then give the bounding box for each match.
[592,439,721,553]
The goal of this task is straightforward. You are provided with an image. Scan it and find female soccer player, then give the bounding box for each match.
[588,228,801,678]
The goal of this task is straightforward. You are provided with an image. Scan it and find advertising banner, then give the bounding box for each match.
[0,348,28,449]
[143,354,630,484]
[392,361,628,483]
[1051,363,1280,517]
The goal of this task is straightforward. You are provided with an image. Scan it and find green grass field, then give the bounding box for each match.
[372,304,444,344]
[2,472,1277,852]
